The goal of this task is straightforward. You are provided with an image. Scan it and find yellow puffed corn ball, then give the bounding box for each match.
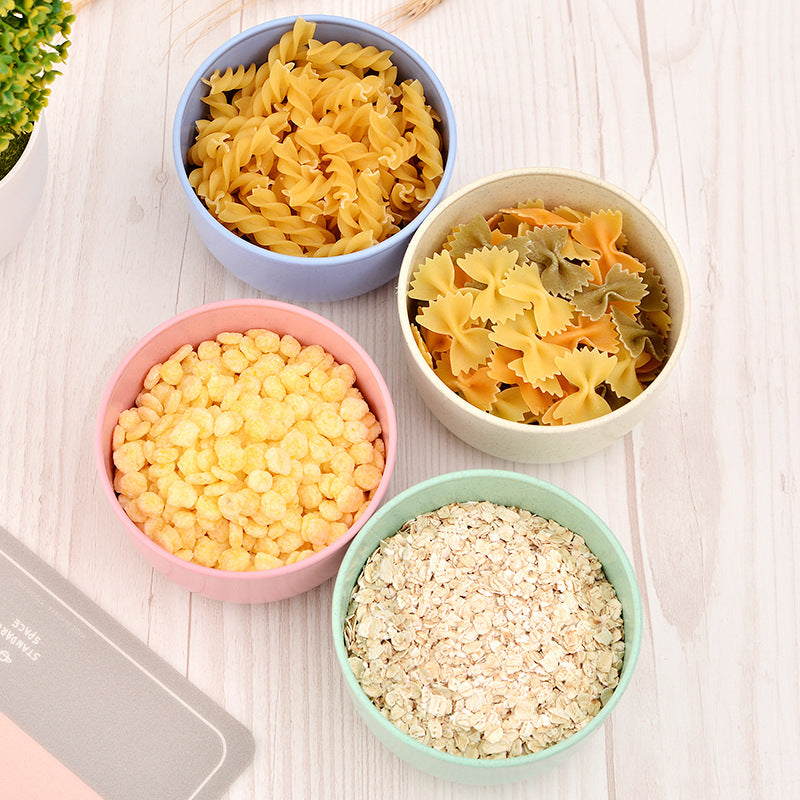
[343,420,370,444]
[354,464,383,492]
[260,490,288,522]
[285,550,313,565]
[318,499,343,523]
[279,335,301,360]
[349,441,374,465]
[218,491,244,521]
[277,530,303,555]
[215,436,245,472]
[166,480,198,509]
[115,471,147,498]
[262,375,287,400]
[112,425,126,450]
[246,469,273,493]
[282,509,303,533]
[302,514,331,548]
[191,536,223,567]
[118,408,143,431]
[179,374,203,403]
[328,521,349,543]
[222,347,249,374]
[311,405,345,440]
[298,483,324,510]
[197,340,220,359]
[238,336,260,362]
[321,377,349,403]
[284,392,312,420]
[249,329,280,352]
[171,421,201,449]
[113,441,146,474]
[228,523,244,549]
[294,344,326,373]
[172,510,197,530]
[254,552,284,570]
[282,428,309,459]
[265,446,292,476]
[196,494,222,522]
[216,331,243,346]
[279,366,309,394]
[218,547,251,571]
[308,366,329,394]
[152,525,182,555]
[111,328,386,571]
[214,410,244,437]
[330,449,356,476]
[160,360,184,386]
[336,485,366,515]
[137,491,166,516]
[208,374,235,402]
[339,395,370,421]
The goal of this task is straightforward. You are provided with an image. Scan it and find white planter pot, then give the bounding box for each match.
[0,116,48,260]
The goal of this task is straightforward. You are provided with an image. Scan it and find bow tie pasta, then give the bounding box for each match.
[407,202,672,425]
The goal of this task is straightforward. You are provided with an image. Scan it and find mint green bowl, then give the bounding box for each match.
[331,469,642,785]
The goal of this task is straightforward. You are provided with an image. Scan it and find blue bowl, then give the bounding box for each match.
[172,15,456,302]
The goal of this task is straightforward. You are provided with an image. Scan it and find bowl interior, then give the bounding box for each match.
[176,15,454,162]
[95,299,397,580]
[400,168,688,364]
[173,15,456,269]
[332,469,642,778]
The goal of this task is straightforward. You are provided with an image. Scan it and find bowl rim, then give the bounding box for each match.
[94,298,398,582]
[331,467,643,769]
[396,166,692,437]
[171,13,457,268]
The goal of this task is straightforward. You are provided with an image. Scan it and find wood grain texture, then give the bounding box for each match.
[0,0,797,797]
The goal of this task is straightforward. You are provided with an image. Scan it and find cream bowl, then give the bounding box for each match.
[173,15,456,302]
[95,299,397,603]
[332,469,642,784]
[396,167,691,463]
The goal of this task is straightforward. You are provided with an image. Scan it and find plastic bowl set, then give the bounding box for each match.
[95,13,689,786]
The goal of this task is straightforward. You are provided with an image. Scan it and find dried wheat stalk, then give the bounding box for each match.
[175,0,449,42]
[380,0,449,29]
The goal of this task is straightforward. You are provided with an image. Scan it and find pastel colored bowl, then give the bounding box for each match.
[172,15,456,302]
[396,167,691,463]
[94,299,397,603]
[331,469,642,784]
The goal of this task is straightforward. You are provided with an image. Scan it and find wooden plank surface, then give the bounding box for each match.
[0,0,797,797]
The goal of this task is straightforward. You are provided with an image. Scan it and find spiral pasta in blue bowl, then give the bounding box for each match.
[173,15,456,302]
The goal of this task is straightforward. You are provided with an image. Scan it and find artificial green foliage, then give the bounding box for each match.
[0,125,28,175]
[0,0,74,161]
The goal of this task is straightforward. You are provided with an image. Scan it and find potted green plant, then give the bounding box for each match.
[0,0,73,258]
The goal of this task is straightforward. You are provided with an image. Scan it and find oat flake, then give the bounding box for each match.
[344,500,625,759]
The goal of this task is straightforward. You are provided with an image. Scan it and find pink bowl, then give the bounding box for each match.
[94,299,397,603]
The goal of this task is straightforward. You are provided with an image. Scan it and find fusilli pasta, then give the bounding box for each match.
[187,17,445,257]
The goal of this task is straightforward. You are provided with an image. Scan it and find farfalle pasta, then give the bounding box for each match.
[408,200,672,425]
[187,17,445,257]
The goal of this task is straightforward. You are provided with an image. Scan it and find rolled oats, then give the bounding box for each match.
[344,500,625,759]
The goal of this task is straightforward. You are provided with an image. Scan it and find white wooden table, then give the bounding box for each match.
[1,0,797,797]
